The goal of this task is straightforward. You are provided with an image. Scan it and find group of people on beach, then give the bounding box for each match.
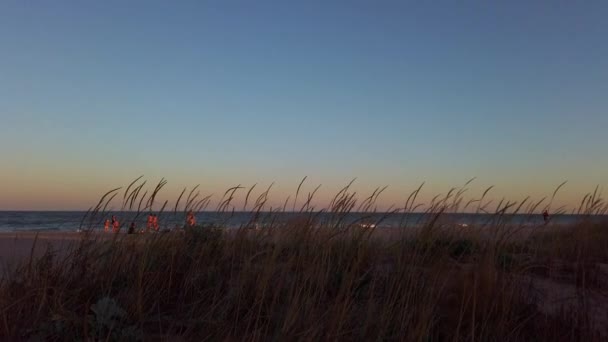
[146,214,159,231]
[103,211,197,234]
[103,216,121,233]
[100,210,552,233]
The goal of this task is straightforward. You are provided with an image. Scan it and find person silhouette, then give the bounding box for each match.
[111,215,120,233]
[128,222,136,234]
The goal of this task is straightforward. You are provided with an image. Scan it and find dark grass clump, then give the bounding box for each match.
[1,178,607,341]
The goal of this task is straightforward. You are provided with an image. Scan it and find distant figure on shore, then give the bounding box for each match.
[112,215,120,233]
[542,210,549,224]
[104,219,111,232]
[152,214,159,231]
[146,214,153,231]
[186,211,196,227]
[128,222,136,234]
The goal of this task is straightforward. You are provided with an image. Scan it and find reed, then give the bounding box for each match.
[0,177,606,341]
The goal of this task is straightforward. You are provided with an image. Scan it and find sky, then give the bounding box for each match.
[1,1,607,211]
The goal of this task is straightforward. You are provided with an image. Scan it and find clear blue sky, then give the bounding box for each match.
[1,1,607,210]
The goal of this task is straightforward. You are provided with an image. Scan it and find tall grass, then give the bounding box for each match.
[1,177,607,341]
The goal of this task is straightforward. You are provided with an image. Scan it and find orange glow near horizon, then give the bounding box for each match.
[2,1,608,215]
[1,169,605,214]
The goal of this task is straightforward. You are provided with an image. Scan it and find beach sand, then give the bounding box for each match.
[0,232,86,272]
[0,224,552,271]
[0,225,606,338]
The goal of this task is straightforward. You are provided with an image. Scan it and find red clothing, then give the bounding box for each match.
[186,213,196,227]
[152,216,159,231]
[146,215,153,230]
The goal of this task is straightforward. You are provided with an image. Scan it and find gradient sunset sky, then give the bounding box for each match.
[1,1,607,211]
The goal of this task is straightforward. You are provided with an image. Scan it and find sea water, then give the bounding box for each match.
[0,211,601,232]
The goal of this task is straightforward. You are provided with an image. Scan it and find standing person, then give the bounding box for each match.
[191,212,196,227]
[112,215,120,233]
[146,214,153,231]
[152,214,159,231]
[186,211,196,228]
[104,219,111,232]
[128,222,136,234]
[542,210,549,224]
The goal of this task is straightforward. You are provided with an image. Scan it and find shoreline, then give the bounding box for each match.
[0,223,568,267]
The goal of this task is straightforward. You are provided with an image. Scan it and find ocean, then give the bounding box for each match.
[0,211,602,232]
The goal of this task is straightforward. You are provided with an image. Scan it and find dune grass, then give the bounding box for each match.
[1,178,607,341]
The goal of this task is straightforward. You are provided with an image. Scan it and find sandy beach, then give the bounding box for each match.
[1,223,607,339]
[0,232,86,272]
[0,224,558,271]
